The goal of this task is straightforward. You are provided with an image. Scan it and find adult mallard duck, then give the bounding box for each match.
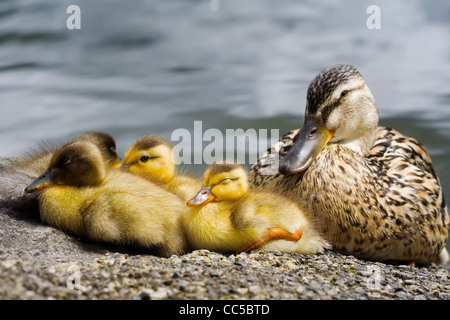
[250,64,449,265]
[25,139,186,257]
[121,135,202,201]
[184,162,330,254]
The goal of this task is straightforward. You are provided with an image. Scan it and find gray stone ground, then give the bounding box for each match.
[0,157,449,300]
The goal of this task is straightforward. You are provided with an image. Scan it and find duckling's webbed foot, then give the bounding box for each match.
[238,227,302,253]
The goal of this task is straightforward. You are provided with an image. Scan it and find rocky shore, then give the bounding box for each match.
[1,201,449,302]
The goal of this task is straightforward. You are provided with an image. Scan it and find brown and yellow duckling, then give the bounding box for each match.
[251,64,449,265]
[184,162,330,254]
[25,139,186,257]
[121,135,202,201]
[1,132,120,212]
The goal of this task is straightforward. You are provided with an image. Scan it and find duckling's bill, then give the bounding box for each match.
[186,186,215,207]
[279,116,332,175]
[25,169,54,193]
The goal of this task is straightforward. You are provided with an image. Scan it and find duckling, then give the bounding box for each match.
[184,162,330,254]
[25,139,186,257]
[250,64,449,265]
[0,132,121,212]
[121,135,202,201]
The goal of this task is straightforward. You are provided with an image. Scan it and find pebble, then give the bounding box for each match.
[148,288,170,300]
[248,285,262,295]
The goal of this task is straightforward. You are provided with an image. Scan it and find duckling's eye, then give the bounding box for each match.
[340,90,349,98]
[140,155,151,162]
[221,178,232,185]
[61,157,71,166]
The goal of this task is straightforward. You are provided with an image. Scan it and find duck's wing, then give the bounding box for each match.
[369,127,434,170]
[249,129,300,187]
[369,126,449,230]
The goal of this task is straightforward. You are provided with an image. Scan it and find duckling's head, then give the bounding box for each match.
[25,141,107,192]
[121,135,176,184]
[78,131,120,168]
[187,162,248,207]
[279,64,379,175]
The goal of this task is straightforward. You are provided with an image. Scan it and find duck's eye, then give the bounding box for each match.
[221,178,232,185]
[340,90,349,98]
[61,157,71,166]
[140,155,151,162]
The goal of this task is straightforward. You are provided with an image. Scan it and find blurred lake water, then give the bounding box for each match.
[1,0,450,225]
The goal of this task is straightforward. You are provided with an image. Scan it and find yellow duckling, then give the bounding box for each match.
[1,132,121,212]
[184,162,330,254]
[25,139,186,257]
[121,135,202,201]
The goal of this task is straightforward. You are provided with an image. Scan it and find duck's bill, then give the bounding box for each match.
[186,186,215,207]
[279,116,333,175]
[24,169,54,193]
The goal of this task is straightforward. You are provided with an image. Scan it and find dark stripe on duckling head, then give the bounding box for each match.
[78,131,119,165]
[132,135,173,151]
[306,64,361,116]
[207,162,243,177]
[80,132,116,149]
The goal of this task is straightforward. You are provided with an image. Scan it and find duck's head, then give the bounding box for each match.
[187,162,248,207]
[120,135,176,184]
[279,64,379,175]
[25,141,107,193]
[78,131,121,168]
